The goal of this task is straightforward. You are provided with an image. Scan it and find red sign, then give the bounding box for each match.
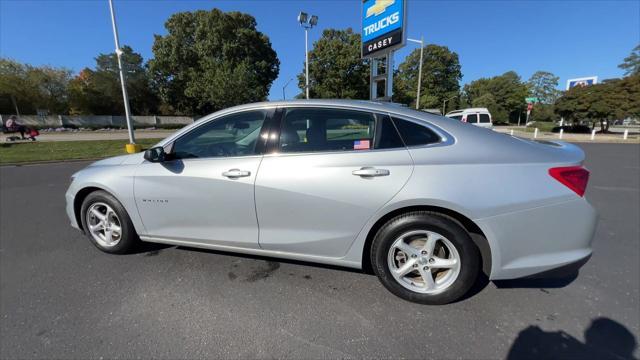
[527,103,534,111]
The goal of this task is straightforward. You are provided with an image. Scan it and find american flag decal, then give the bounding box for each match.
[354,139,371,150]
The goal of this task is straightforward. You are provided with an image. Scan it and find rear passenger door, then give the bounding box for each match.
[254,107,413,258]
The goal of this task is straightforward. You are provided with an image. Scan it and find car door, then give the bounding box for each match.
[254,107,414,258]
[134,108,273,248]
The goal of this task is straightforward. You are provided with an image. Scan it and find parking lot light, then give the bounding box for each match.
[108,0,139,153]
[299,11,318,100]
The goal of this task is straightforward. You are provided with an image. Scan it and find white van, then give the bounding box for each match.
[445,108,493,129]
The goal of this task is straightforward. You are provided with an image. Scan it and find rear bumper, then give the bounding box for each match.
[477,198,598,280]
[523,254,591,279]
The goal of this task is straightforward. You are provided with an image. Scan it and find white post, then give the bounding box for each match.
[534,128,538,138]
[305,28,309,100]
[510,129,514,136]
[591,129,596,140]
[623,129,629,140]
[560,117,564,127]
[108,0,135,145]
[416,36,423,110]
[559,128,564,139]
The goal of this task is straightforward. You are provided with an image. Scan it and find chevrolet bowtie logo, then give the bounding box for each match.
[366,0,395,18]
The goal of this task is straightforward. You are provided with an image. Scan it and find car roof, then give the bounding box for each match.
[446,108,490,115]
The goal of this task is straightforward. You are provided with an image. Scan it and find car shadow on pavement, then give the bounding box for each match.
[493,271,579,289]
[130,241,174,255]
[507,317,638,360]
[174,246,372,275]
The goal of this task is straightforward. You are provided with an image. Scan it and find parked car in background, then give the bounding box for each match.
[66,100,596,305]
[445,108,493,129]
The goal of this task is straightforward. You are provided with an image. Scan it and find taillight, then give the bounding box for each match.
[549,166,590,197]
[462,116,467,122]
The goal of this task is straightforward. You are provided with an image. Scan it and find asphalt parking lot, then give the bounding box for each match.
[1,143,638,359]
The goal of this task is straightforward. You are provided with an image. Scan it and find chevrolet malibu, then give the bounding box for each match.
[65,100,597,304]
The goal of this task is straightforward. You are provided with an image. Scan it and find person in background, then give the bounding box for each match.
[5,115,27,139]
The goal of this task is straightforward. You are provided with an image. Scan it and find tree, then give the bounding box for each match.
[527,71,560,104]
[149,9,279,115]
[297,28,369,99]
[554,74,639,132]
[618,44,640,76]
[0,58,72,114]
[393,44,462,112]
[463,71,529,123]
[69,46,158,115]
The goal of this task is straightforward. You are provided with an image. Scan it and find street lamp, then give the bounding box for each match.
[282,78,294,100]
[298,12,318,100]
[108,0,138,153]
[407,36,424,110]
[442,95,457,116]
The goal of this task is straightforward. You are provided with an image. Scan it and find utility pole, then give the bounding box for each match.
[108,0,138,153]
[407,37,424,110]
[442,95,456,116]
[282,78,294,100]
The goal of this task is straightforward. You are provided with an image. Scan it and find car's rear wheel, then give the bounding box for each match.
[371,211,480,304]
[80,190,139,254]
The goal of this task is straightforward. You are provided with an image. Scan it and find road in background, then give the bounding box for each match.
[1,144,638,359]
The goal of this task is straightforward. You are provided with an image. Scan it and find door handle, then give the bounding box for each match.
[222,169,251,178]
[352,167,390,177]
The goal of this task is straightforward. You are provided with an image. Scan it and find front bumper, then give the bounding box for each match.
[65,187,80,230]
[477,198,598,280]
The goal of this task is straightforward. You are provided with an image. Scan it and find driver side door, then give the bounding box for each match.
[134,108,273,248]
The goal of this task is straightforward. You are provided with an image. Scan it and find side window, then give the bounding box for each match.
[279,108,376,153]
[392,117,442,146]
[172,110,267,159]
[450,115,463,121]
[466,114,478,123]
[479,114,491,123]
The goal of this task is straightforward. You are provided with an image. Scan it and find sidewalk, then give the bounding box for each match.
[493,127,640,144]
[29,129,176,142]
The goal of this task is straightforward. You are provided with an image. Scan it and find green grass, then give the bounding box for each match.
[518,122,557,133]
[0,138,162,164]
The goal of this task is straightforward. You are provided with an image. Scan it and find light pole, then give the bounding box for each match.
[282,78,294,100]
[298,12,318,100]
[407,36,424,110]
[108,0,138,153]
[442,95,456,116]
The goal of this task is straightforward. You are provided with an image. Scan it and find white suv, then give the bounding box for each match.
[446,108,493,129]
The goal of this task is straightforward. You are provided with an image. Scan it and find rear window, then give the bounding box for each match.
[392,117,441,146]
[450,115,463,121]
[479,114,491,123]
[466,114,478,123]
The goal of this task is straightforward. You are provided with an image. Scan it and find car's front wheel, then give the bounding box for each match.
[371,211,481,304]
[80,190,139,254]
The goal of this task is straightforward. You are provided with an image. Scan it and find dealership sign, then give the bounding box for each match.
[361,0,406,58]
[566,76,598,90]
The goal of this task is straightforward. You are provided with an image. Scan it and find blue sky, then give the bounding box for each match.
[1,0,638,100]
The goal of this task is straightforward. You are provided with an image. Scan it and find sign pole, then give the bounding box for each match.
[362,0,406,102]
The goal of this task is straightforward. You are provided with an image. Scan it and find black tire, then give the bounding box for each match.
[80,190,139,254]
[371,211,481,305]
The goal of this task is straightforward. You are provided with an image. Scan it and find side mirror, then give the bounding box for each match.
[144,146,166,163]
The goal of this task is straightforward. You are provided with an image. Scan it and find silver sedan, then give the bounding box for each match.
[65,100,597,304]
